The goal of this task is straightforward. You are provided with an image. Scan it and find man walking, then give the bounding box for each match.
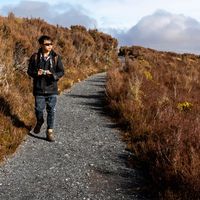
[27,35,64,142]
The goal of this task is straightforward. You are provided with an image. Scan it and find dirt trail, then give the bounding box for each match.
[0,73,148,200]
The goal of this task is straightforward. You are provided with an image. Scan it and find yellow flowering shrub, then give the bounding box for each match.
[177,101,193,111]
[144,70,153,80]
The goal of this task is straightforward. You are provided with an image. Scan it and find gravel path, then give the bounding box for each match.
[0,73,148,200]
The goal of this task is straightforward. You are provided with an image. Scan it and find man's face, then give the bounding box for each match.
[41,39,53,53]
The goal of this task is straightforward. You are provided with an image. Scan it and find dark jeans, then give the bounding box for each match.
[35,95,57,129]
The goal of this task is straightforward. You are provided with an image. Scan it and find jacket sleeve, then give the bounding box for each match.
[27,54,38,78]
[51,55,64,81]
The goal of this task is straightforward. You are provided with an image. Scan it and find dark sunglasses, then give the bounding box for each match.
[43,43,53,46]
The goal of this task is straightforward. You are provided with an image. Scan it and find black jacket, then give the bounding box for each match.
[27,49,64,96]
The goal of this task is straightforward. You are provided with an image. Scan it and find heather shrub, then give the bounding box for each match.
[107,46,200,199]
[0,14,119,161]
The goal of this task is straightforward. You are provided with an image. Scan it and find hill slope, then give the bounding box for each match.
[107,45,200,199]
[0,14,119,161]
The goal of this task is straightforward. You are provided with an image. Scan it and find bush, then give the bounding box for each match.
[0,14,119,161]
[106,46,200,199]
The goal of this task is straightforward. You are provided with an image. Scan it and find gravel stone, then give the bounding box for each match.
[0,73,148,200]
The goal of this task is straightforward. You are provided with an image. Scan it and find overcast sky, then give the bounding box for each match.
[0,0,200,54]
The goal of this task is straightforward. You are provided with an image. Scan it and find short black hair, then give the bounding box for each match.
[38,35,52,44]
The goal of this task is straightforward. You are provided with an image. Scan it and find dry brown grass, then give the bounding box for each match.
[106,46,200,199]
[0,13,119,161]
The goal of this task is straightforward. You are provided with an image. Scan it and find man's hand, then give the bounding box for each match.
[38,69,43,76]
[46,70,52,75]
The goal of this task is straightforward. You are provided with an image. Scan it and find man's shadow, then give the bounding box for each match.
[0,96,31,130]
[28,131,48,141]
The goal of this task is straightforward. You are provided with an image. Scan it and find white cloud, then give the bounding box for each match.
[2,0,200,30]
[51,8,96,28]
[111,10,200,54]
[0,1,97,28]
[1,1,200,54]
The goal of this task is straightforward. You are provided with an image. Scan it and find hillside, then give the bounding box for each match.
[0,13,119,161]
[106,45,200,199]
[1,12,200,199]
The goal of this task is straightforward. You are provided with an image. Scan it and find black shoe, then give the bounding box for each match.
[33,119,44,134]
